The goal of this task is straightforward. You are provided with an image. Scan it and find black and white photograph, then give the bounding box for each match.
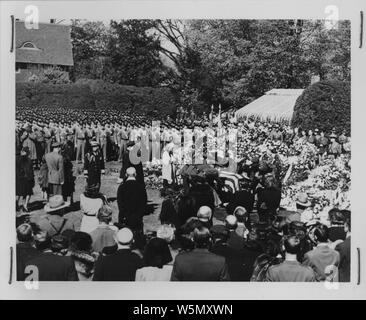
[1,0,365,301]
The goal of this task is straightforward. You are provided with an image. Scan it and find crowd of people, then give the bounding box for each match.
[15,104,351,282]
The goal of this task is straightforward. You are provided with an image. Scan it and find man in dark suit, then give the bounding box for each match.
[24,231,78,281]
[45,142,64,196]
[171,226,230,281]
[335,214,351,282]
[117,167,147,231]
[226,187,255,215]
[256,174,281,222]
[210,225,260,281]
[93,228,143,281]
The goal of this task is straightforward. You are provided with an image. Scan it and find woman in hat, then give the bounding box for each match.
[16,146,35,212]
[80,183,108,234]
[69,232,99,281]
[20,126,38,168]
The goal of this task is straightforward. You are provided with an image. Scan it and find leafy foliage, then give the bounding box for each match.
[28,66,71,84]
[292,80,350,134]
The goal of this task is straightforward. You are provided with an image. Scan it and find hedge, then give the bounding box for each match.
[291,80,350,135]
[16,80,179,115]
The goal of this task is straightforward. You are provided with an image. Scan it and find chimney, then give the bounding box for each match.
[50,19,56,24]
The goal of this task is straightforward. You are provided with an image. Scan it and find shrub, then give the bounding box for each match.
[16,80,179,115]
[291,80,350,135]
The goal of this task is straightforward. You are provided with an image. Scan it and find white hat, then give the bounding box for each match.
[197,206,212,222]
[116,228,134,245]
[225,215,238,227]
[44,195,70,213]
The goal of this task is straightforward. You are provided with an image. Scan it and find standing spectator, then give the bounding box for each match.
[303,224,340,282]
[135,237,173,281]
[20,126,38,168]
[265,235,316,282]
[93,228,143,281]
[75,123,87,164]
[256,174,281,221]
[61,144,75,205]
[79,183,108,233]
[335,212,351,282]
[171,226,230,281]
[45,142,64,196]
[84,140,105,187]
[16,147,35,212]
[117,167,147,232]
[328,133,342,159]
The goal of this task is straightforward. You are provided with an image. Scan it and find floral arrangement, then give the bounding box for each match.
[144,162,163,189]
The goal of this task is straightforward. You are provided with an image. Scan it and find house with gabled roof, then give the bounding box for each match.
[15,20,74,82]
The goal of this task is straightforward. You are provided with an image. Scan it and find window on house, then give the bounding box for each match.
[20,42,39,50]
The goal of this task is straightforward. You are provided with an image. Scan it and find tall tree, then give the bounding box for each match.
[104,20,168,87]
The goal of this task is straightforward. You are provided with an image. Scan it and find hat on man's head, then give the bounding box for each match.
[314,128,319,132]
[44,195,70,213]
[225,215,238,229]
[296,192,312,207]
[116,228,134,245]
[197,206,212,222]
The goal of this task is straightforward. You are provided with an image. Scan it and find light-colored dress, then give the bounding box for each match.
[135,265,173,281]
[79,194,104,233]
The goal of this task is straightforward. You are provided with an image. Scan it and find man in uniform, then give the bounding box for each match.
[45,142,64,196]
[84,140,105,187]
[75,123,87,164]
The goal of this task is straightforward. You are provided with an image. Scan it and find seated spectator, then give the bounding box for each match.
[328,208,346,242]
[197,206,213,228]
[159,188,179,228]
[135,237,173,281]
[225,215,244,251]
[175,217,203,252]
[16,223,40,281]
[251,239,283,281]
[80,183,108,233]
[303,224,340,282]
[233,206,248,238]
[156,224,179,261]
[335,212,351,282]
[90,205,118,253]
[24,230,78,281]
[171,226,230,281]
[93,228,143,281]
[69,232,99,281]
[265,235,316,282]
[36,195,77,237]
